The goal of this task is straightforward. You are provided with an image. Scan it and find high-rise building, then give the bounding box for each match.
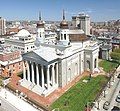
[72,13,90,35]
[0,17,6,35]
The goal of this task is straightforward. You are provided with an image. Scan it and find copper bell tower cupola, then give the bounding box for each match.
[59,10,70,46]
[60,10,69,29]
[36,11,45,28]
[35,12,45,47]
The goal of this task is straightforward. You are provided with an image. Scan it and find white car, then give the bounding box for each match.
[116,94,120,103]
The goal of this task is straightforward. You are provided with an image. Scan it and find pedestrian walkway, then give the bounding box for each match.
[7,71,89,109]
[0,88,39,111]
[91,65,120,111]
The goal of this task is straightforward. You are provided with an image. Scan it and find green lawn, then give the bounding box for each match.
[50,75,108,111]
[99,60,118,73]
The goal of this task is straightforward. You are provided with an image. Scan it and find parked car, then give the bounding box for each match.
[103,101,110,110]
[117,73,120,79]
[111,106,120,111]
[116,94,120,103]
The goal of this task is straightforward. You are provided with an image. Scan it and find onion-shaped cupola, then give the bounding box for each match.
[60,10,68,29]
[36,11,45,28]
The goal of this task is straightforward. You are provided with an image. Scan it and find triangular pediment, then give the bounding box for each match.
[22,51,59,66]
[22,51,48,66]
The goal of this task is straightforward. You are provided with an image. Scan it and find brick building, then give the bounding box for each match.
[0,45,23,77]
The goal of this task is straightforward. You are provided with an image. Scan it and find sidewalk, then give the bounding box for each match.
[0,88,40,111]
[91,65,120,111]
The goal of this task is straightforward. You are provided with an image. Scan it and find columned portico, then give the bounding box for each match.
[21,60,59,96]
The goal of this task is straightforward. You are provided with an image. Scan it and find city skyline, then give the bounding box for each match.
[0,0,120,22]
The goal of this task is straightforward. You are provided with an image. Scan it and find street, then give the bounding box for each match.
[0,96,19,111]
[108,77,120,111]
[0,88,40,111]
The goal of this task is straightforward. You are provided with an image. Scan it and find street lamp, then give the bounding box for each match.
[97,99,100,110]
[103,89,106,98]
[88,71,92,81]
[107,72,111,88]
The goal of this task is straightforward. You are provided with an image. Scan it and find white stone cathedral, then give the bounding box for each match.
[20,11,99,96]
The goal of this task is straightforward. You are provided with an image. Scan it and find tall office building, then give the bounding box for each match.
[72,13,90,35]
[0,17,6,35]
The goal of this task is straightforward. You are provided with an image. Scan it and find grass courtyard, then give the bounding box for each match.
[99,60,118,73]
[50,75,108,111]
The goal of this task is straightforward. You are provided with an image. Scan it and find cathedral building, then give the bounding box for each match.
[20,11,99,97]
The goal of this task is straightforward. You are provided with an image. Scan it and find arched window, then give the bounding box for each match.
[94,59,97,68]
[68,68,71,82]
[75,63,78,75]
[86,60,90,70]
[61,34,63,40]
[40,32,41,37]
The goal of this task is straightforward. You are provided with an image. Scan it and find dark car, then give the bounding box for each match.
[103,101,110,110]
[117,74,120,79]
[111,106,120,111]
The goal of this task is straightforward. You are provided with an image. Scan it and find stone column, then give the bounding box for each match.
[52,64,55,86]
[41,66,44,88]
[56,63,58,84]
[31,62,35,83]
[36,64,39,86]
[47,65,50,89]
[27,61,30,81]
[23,61,26,80]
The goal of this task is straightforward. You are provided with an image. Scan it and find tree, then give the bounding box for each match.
[113,48,120,53]
[110,48,120,63]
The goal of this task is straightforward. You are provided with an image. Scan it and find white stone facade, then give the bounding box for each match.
[20,12,99,97]
[20,40,99,96]
[5,29,36,53]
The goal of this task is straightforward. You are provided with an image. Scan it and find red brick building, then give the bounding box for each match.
[0,47,23,77]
